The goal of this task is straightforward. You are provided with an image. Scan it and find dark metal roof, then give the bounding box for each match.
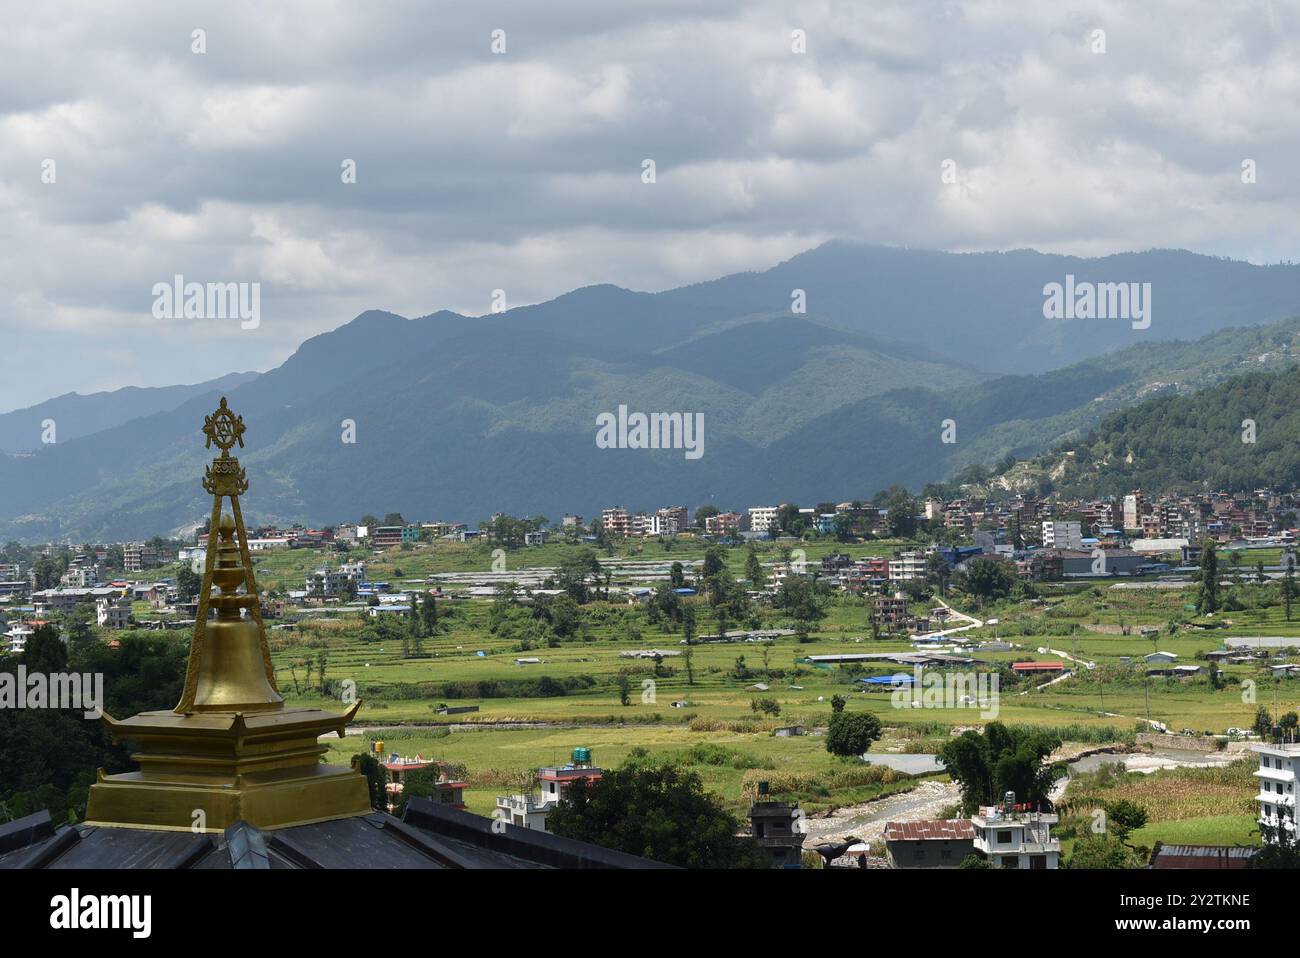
[0,801,672,870]
[1149,844,1257,869]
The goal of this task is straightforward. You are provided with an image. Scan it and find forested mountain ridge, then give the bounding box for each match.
[973,362,1300,499]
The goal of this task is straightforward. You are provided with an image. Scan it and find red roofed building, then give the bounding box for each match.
[381,754,466,811]
[1012,661,1065,674]
[883,819,975,868]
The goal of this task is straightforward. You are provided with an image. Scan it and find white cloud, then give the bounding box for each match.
[2,0,1300,410]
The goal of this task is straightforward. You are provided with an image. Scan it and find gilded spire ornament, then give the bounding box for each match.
[176,396,278,713]
[85,398,371,832]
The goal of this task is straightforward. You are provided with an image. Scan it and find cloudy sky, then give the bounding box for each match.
[2,0,1299,412]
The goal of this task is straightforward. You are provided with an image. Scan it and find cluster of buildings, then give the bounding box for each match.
[882,796,1061,870]
[600,502,882,538]
[374,747,468,811]
[931,488,1295,545]
[5,481,1300,660]
[1,579,186,650]
[600,506,690,537]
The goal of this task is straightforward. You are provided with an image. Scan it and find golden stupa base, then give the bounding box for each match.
[85,703,372,832]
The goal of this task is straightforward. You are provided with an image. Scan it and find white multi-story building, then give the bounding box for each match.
[5,625,34,654]
[178,546,206,574]
[970,798,1060,869]
[748,506,780,534]
[124,542,163,572]
[495,750,603,833]
[339,560,368,580]
[601,508,631,537]
[96,597,131,629]
[60,555,102,588]
[1041,520,1083,551]
[890,551,928,581]
[656,506,688,536]
[1176,514,1205,542]
[33,587,121,615]
[305,563,365,597]
[1254,741,1300,842]
[1122,492,1144,532]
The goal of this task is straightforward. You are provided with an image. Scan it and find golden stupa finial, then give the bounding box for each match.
[83,395,371,831]
[177,397,276,713]
[85,396,370,832]
[203,396,245,455]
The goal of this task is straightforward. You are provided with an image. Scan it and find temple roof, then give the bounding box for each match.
[0,799,672,870]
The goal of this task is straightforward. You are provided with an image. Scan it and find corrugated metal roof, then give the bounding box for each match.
[884,819,975,842]
[1150,844,1255,869]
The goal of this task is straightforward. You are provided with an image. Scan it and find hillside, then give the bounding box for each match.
[0,372,259,453]
[8,242,1300,540]
[0,315,983,541]
[974,360,1300,499]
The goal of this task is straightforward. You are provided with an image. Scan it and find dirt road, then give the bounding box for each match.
[802,779,962,847]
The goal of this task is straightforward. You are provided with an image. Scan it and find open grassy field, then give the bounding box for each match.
[322,723,940,817]
[236,538,1300,824]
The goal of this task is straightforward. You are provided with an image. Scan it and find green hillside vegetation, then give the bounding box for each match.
[980,362,1300,498]
[940,316,1300,480]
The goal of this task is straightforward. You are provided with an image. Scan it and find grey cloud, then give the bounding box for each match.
[2,0,1300,411]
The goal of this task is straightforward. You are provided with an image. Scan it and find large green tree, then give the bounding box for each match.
[175,563,202,602]
[878,486,919,538]
[1196,539,1219,614]
[953,557,1017,606]
[745,547,766,589]
[546,764,769,868]
[1,628,187,824]
[556,549,603,603]
[773,575,827,629]
[825,711,883,757]
[938,722,1063,815]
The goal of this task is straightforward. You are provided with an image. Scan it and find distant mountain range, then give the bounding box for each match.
[0,372,259,453]
[7,241,1300,542]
